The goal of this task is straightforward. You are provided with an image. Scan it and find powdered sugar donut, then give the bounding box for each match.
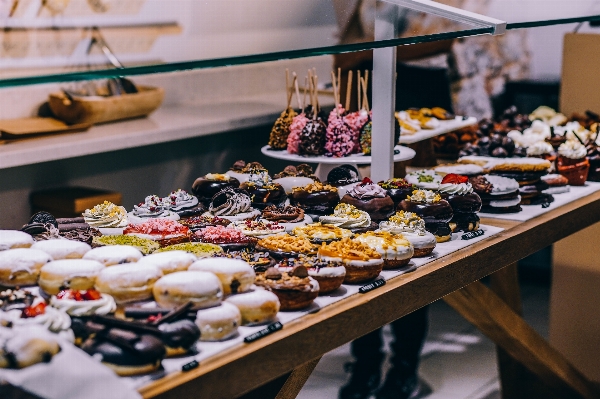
[153,271,223,310]
[136,250,196,274]
[95,264,163,303]
[195,302,241,341]
[0,230,34,251]
[32,239,91,260]
[39,259,105,295]
[83,245,143,266]
[225,288,280,325]
[189,258,255,295]
[0,248,52,287]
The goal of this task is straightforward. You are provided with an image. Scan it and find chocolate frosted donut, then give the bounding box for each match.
[445,193,482,214]
[518,180,550,199]
[290,182,339,216]
[378,179,415,206]
[398,200,453,225]
[327,165,360,187]
[240,182,287,210]
[339,178,395,221]
[192,174,240,206]
[340,195,394,222]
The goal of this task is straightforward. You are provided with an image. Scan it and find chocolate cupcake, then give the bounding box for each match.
[437,174,482,232]
[378,178,415,206]
[397,190,453,242]
[340,178,395,222]
[239,171,287,210]
[290,182,340,217]
[192,173,240,206]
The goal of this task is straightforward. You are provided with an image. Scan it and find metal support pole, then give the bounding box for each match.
[371,6,398,182]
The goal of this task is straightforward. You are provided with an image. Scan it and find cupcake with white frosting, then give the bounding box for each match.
[50,289,116,317]
[128,195,180,225]
[557,140,590,186]
[204,188,261,221]
[319,203,375,233]
[353,231,414,269]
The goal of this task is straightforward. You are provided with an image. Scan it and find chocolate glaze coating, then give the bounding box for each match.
[340,194,395,222]
[289,190,339,216]
[489,171,548,183]
[444,192,482,214]
[192,177,240,205]
[158,319,201,349]
[28,211,58,228]
[425,222,452,237]
[518,181,550,199]
[82,330,165,367]
[481,204,522,214]
[239,182,287,210]
[327,165,360,187]
[176,204,207,218]
[299,118,326,155]
[451,212,480,232]
[479,191,520,203]
[519,193,554,206]
[386,187,414,206]
[397,199,453,225]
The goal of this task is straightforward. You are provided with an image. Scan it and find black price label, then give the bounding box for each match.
[359,279,386,294]
[244,321,283,343]
[542,202,551,208]
[462,229,485,240]
[182,360,199,372]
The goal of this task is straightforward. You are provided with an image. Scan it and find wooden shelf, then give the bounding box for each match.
[137,190,600,399]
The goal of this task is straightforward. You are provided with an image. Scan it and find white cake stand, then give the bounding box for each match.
[261,145,416,181]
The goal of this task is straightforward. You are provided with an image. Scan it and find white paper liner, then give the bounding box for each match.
[124,224,504,390]
[479,181,600,221]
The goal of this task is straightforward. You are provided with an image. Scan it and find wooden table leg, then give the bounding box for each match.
[443,280,600,399]
[275,357,322,399]
[237,357,321,399]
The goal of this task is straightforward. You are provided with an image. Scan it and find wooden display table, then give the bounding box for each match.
[135,192,600,399]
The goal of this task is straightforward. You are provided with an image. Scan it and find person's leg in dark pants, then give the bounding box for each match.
[377,307,430,399]
[339,329,386,399]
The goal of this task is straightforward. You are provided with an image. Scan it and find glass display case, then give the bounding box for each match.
[1,2,600,398]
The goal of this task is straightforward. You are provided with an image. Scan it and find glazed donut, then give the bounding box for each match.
[0,326,61,369]
[39,259,105,295]
[95,264,163,304]
[152,271,223,310]
[225,288,280,325]
[0,248,52,287]
[136,250,197,274]
[81,333,165,376]
[0,230,34,250]
[83,245,143,266]
[188,258,255,295]
[31,239,91,260]
[195,302,241,341]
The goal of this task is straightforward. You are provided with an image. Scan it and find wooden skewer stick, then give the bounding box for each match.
[285,69,290,106]
[331,70,339,117]
[302,76,308,114]
[346,70,353,111]
[337,67,341,101]
[314,75,320,116]
[293,73,302,112]
[308,70,316,120]
[357,70,362,111]
[361,76,370,112]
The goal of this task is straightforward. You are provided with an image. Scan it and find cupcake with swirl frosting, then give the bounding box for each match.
[378,211,436,257]
[164,189,205,217]
[557,140,590,185]
[82,201,128,230]
[204,188,261,221]
[339,178,395,221]
[0,299,74,342]
[319,203,376,233]
[128,195,180,225]
[50,289,116,317]
[436,174,481,232]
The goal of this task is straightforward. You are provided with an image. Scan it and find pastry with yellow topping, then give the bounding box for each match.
[319,203,376,233]
[82,201,128,229]
[317,238,383,283]
[353,231,414,269]
[292,223,353,244]
[257,234,317,258]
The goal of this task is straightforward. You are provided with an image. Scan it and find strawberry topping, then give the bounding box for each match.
[441,174,469,184]
[21,302,46,318]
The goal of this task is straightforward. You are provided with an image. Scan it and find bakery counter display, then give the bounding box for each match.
[0,160,505,396]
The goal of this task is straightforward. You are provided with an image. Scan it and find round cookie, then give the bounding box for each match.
[39,259,105,295]
[31,239,91,260]
[153,271,223,310]
[0,248,53,287]
[95,264,163,304]
[83,245,143,266]
[0,230,34,250]
[225,288,280,325]
[189,258,255,295]
[136,251,197,274]
[195,302,241,341]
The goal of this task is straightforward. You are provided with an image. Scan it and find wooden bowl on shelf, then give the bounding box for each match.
[48,86,164,125]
